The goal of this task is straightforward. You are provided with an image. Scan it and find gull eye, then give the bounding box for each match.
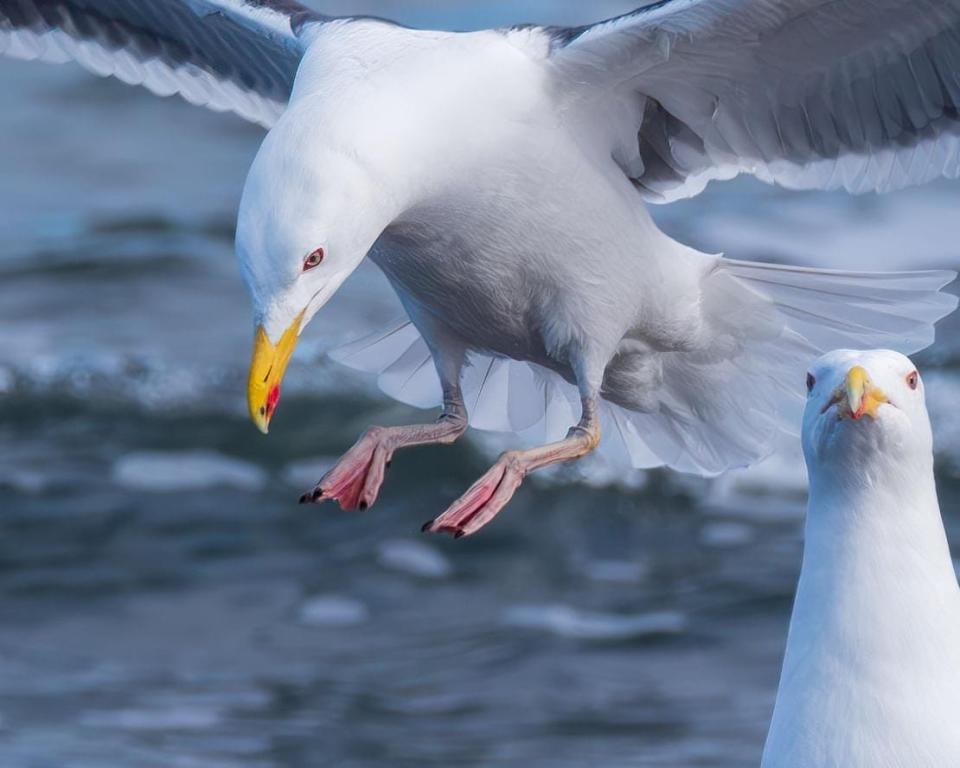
[906,371,919,391]
[303,247,324,271]
[806,372,816,393]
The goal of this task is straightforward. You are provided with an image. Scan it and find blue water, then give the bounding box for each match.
[1,2,960,766]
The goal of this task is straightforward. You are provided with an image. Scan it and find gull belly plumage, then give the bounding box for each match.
[3,1,960,535]
[763,350,960,767]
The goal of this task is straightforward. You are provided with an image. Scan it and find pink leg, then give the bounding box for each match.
[301,409,467,512]
[424,398,601,539]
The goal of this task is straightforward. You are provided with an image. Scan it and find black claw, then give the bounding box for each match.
[454,529,466,540]
[312,489,323,501]
[386,461,392,470]
[421,520,434,533]
[298,493,309,504]
[359,501,368,511]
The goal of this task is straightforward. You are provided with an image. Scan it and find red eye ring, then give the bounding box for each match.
[303,247,324,271]
[806,372,816,393]
[906,371,919,390]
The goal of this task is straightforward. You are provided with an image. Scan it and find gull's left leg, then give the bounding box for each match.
[301,339,467,512]
[423,395,601,539]
[300,385,468,512]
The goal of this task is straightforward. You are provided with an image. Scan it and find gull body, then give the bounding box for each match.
[763,350,960,767]
[3,1,960,534]
[246,21,692,390]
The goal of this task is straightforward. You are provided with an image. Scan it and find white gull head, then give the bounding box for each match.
[235,108,396,433]
[802,348,932,491]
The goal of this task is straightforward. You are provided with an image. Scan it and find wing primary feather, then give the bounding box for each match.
[0,0,331,125]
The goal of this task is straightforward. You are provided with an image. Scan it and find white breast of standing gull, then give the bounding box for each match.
[763,349,960,767]
[2,1,959,536]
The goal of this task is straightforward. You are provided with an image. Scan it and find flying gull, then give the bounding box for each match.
[2,1,959,537]
[763,349,960,766]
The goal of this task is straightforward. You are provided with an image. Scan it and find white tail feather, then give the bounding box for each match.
[330,263,957,476]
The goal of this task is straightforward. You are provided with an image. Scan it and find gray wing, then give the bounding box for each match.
[0,0,330,127]
[549,0,960,201]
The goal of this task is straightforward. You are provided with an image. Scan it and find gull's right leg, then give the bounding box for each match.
[423,394,601,538]
[300,347,467,512]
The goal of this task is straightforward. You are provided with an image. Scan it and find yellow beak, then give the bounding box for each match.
[842,365,888,421]
[247,311,304,434]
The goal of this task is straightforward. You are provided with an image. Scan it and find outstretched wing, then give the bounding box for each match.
[548,0,960,201]
[0,0,330,127]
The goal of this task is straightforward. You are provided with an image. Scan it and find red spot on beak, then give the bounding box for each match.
[266,384,281,418]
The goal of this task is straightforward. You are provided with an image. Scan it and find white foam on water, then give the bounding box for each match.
[148,689,273,713]
[281,457,338,489]
[298,595,369,627]
[112,451,267,493]
[700,521,756,548]
[0,451,106,496]
[581,559,650,584]
[0,468,47,494]
[377,539,453,580]
[80,706,223,731]
[162,756,266,768]
[503,604,687,641]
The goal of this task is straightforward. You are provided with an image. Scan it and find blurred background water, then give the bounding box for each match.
[1,2,960,766]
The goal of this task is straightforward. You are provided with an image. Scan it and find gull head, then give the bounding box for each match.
[802,349,932,483]
[235,125,392,434]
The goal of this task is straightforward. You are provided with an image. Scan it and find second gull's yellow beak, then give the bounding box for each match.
[842,365,888,421]
[247,311,304,434]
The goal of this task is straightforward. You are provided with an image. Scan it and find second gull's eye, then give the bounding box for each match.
[907,371,919,390]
